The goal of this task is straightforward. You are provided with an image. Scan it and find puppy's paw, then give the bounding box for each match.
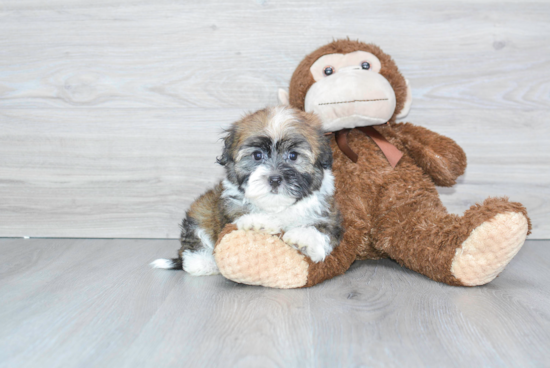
[282,227,330,263]
[182,249,220,276]
[234,214,281,235]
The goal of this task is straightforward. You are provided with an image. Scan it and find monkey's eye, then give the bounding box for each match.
[253,151,263,161]
[361,61,371,70]
[289,152,298,161]
[323,66,334,76]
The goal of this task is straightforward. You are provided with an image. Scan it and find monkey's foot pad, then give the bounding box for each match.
[214,229,309,289]
[451,212,529,286]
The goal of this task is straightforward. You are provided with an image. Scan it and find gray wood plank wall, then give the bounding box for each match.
[0,0,548,238]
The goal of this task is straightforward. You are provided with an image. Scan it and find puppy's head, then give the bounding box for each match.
[218,106,332,212]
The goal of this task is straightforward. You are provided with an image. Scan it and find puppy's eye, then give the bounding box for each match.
[253,151,263,161]
[289,152,298,161]
[323,66,334,76]
[361,61,370,70]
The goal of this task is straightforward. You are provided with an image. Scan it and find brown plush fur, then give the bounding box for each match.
[216,40,532,288]
[300,126,532,287]
[296,41,532,287]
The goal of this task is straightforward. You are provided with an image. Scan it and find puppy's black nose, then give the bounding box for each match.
[269,175,283,187]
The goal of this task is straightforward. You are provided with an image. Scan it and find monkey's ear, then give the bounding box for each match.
[396,79,412,119]
[278,88,290,105]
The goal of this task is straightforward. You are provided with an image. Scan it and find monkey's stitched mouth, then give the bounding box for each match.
[318,98,388,106]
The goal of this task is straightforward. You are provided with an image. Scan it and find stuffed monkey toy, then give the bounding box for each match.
[213,39,531,288]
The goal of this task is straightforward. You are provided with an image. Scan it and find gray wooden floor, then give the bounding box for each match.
[1,239,549,368]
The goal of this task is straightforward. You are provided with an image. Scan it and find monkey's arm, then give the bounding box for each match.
[391,122,467,187]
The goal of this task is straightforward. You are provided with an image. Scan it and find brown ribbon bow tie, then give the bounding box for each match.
[332,126,403,168]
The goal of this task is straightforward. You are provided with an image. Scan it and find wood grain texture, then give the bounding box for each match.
[0,108,547,238]
[0,238,549,367]
[0,1,549,110]
[0,0,549,238]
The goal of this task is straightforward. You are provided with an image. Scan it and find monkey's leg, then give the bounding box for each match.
[214,224,358,288]
[372,195,531,286]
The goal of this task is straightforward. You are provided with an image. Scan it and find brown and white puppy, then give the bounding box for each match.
[152,106,343,276]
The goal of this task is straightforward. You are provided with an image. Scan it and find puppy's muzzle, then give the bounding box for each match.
[269,175,283,188]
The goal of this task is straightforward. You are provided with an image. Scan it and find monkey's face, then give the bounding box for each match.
[304,51,398,131]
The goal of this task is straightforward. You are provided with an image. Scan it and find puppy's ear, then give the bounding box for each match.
[318,135,333,170]
[217,127,235,166]
[301,111,322,129]
[302,111,332,169]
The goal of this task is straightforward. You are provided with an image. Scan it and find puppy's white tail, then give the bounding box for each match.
[150,258,181,270]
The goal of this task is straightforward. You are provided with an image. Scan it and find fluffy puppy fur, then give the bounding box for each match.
[152,106,343,276]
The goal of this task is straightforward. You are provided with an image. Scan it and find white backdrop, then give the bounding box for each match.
[0,0,548,238]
